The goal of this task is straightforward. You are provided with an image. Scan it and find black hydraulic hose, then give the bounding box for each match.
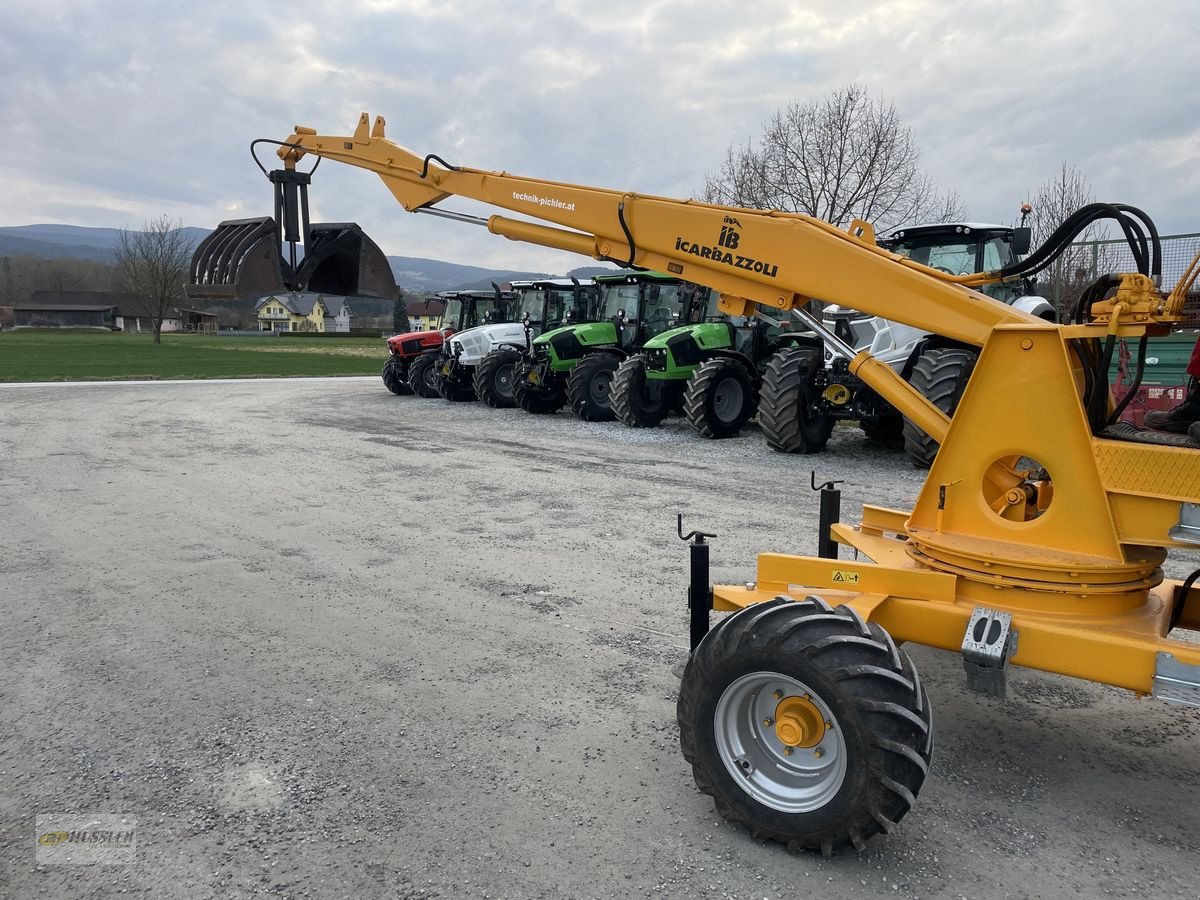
[1172,568,1200,631]
[1108,335,1149,426]
[418,153,459,179]
[249,138,321,177]
[1072,340,1098,428]
[1112,203,1162,279]
[1090,333,1117,431]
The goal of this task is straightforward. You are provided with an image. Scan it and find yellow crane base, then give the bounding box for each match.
[712,504,1200,700]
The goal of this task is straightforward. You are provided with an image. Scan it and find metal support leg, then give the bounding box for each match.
[678,514,716,652]
[811,472,843,560]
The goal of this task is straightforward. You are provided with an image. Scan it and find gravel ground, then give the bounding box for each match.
[1,378,1198,899]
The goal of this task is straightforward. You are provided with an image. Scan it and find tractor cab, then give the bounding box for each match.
[511,279,600,337]
[594,272,694,349]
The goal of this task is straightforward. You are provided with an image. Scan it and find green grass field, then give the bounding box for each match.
[0,330,390,382]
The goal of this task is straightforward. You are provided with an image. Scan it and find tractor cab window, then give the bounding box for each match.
[478,300,507,326]
[518,291,547,323]
[600,284,641,321]
[699,288,726,322]
[443,298,466,328]
[544,289,577,326]
[893,237,978,276]
[641,283,685,338]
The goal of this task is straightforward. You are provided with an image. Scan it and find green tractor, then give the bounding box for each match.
[473,278,599,408]
[611,295,796,438]
[512,272,711,420]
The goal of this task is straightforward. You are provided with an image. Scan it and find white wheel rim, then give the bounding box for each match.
[714,671,847,813]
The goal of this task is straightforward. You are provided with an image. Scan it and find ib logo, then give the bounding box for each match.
[38,831,69,846]
[717,216,741,250]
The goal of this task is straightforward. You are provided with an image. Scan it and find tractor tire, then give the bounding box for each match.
[758,347,835,453]
[513,363,566,415]
[901,347,977,469]
[436,368,476,402]
[381,358,412,396]
[859,416,902,444]
[408,354,441,399]
[684,357,757,439]
[475,349,521,409]
[678,596,932,856]
[566,353,621,422]
[611,354,669,428]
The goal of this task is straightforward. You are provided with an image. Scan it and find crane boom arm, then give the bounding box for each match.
[277,114,1039,349]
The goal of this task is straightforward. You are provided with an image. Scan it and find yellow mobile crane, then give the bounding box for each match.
[252,114,1200,854]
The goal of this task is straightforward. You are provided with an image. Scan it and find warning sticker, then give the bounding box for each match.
[831,570,861,585]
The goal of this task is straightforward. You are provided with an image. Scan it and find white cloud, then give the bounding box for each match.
[2,0,1199,273]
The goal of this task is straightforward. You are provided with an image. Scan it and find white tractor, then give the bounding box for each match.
[759,219,1057,467]
[433,278,595,403]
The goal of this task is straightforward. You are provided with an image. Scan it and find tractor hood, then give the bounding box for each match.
[448,322,527,359]
[387,329,449,353]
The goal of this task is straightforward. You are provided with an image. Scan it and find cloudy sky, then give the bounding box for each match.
[3,0,1198,272]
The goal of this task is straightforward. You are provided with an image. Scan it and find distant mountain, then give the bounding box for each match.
[0,224,625,294]
[0,224,212,261]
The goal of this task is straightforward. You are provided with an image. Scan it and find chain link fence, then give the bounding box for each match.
[1040,232,1200,325]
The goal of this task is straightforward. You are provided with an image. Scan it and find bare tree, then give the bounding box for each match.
[114,216,194,344]
[1027,163,1112,316]
[702,85,965,231]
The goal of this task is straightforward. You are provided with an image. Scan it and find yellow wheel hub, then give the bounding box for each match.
[774,695,826,748]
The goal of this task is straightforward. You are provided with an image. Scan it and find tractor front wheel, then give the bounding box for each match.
[408,355,441,399]
[684,357,757,438]
[437,367,476,402]
[678,596,932,855]
[566,353,621,421]
[902,347,977,468]
[757,347,834,453]
[475,349,521,408]
[611,354,669,427]
[513,363,566,414]
[381,357,412,396]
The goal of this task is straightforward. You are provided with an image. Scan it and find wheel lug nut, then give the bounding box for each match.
[772,690,783,700]
[762,717,773,727]
[783,746,793,756]
[813,748,824,758]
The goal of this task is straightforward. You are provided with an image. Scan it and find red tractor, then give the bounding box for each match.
[382,288,514,396]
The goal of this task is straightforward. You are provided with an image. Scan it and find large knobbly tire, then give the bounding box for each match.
[475,349,521,409]
[381,358,412,396]
[859,416,902,444]
[758,347,834,453]
[437,367,476,402]
[678,596,932,856]
[566,353,621,422]
[408,355,440,399]
[611,354,668,427]
[513,362,566,414]
[684,357,757,439]
[902,347,978,469]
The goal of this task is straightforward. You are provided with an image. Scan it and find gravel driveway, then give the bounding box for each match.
[1,378,1197,899]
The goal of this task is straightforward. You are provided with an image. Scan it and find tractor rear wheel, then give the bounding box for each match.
[513,363,566,414]
[408,355,441,399]
[566,353,621,421]
[381,358,412,396]
[611,354,669,427]
[678,596,932,855]
[684,357,757,438]
[902,347,977,468]
[475,349,521,409]
[758,347,834,453]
